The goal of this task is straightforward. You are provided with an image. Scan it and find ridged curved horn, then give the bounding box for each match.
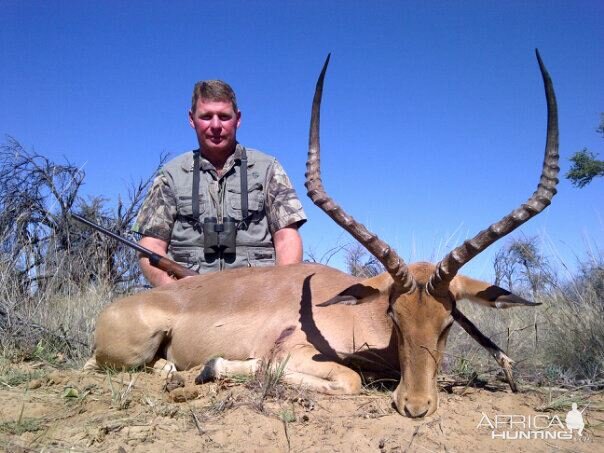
[428,49,559,297]
[305,55,417,294]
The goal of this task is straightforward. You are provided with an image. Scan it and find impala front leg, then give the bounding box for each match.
[280,345,362,394]
[452,307,517,392]
[196,345,362,395]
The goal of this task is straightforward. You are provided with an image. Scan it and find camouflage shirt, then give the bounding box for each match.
[133,145,307,243]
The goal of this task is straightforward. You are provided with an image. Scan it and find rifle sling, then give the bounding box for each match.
[192,150,201,231]
[240,147,249,224]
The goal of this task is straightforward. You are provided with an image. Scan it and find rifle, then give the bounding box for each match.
[71,213,198,279]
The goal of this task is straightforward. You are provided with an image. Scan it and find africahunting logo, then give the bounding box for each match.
[477,404,588,440]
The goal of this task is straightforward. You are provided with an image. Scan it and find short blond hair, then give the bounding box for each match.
[191,80,238,112]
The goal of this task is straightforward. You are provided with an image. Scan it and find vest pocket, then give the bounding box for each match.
[176,196,208,228]
[227,183,264,220]
[167,246,193,267]
[168,245,219,274]
[246,247,275,267]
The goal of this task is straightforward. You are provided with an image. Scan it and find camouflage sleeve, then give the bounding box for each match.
[265,160,307,234]
[131,172,177,241]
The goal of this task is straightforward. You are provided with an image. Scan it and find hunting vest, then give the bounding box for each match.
[162,145,276,273]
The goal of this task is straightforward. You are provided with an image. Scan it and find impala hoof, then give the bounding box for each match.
[195,357,221,384]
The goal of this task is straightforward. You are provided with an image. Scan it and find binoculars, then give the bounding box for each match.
[202,217,238,255]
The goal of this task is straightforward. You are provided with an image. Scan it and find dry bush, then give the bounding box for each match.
[344,243,384,278]
[443,298,541,381]
[0,138,164,364]
[0,211,135,364]
[445,239,604,388]
[539,260,604,384]
[0,248,116,362]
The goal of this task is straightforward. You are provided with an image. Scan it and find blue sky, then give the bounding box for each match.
[1,1,602,280]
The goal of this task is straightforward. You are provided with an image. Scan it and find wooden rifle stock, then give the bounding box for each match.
[148,254,198,279]
[71,213,198,279]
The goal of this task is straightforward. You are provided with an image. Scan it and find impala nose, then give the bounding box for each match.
[392,391,433,418]
[403,398,431,418]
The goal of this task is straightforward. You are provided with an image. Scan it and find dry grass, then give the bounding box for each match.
[444,255,604,389]
[540,269,604,384]
[0,233,135,366]
[0,280,114,365]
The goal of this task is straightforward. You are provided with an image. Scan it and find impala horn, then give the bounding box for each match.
[305,54,417,295]
[427,49,559,297]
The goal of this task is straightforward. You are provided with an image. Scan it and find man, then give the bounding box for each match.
[133,80,306,286]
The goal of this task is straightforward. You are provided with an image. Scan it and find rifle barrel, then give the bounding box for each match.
[71,213,198,279]
[70,213,155,258]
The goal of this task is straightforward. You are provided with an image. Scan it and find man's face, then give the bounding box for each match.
[189,99,241,157]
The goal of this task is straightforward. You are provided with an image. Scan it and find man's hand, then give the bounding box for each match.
[138,236,178,287]
[273,226,303,265]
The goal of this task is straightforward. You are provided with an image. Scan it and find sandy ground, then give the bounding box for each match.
[0,363,602,452]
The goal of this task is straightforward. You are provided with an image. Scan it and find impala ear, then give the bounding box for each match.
[450,275,541,309]
[318,274,391,307]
